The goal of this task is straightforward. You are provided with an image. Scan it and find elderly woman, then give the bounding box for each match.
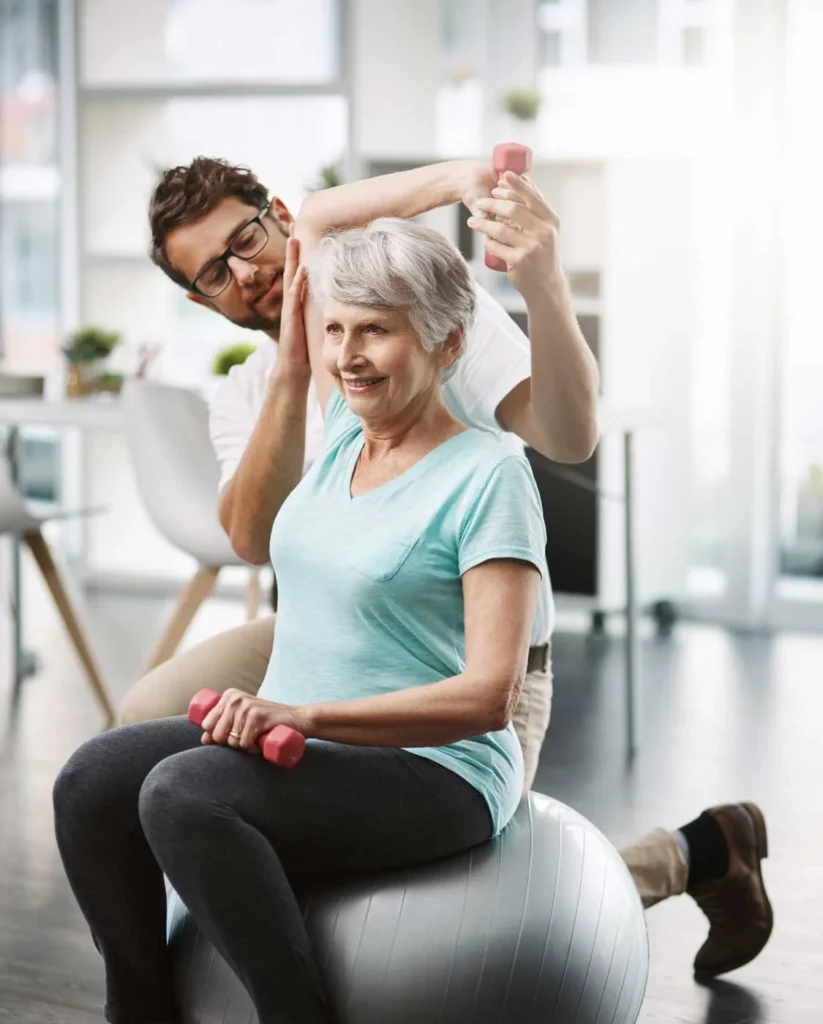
[53,218,547,1024]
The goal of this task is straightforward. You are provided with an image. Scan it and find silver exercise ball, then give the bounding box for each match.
[166,792,648,1024]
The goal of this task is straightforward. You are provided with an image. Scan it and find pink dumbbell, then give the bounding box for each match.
[484,142,534,272]
[188,688,306,768]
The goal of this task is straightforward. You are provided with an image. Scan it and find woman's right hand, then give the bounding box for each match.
[274,225,311,382]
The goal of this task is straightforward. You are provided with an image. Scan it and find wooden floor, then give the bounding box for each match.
[1,558,821,1023]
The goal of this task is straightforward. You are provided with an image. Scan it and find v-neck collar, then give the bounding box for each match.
[344,428,472,504]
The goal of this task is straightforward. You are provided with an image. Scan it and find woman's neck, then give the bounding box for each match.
[359,390,464,461]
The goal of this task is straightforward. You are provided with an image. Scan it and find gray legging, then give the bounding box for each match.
[52,718,493,1024]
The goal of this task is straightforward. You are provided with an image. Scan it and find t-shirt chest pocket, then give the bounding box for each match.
[343,534,419,582]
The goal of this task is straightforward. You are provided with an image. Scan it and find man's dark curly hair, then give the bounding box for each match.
[148,156,270,290]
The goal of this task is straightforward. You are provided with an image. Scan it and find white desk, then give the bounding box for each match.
[0,395,650,757]
[0,396,124,431]
[0,397,125,695]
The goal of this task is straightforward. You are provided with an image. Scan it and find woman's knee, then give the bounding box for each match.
[138,753,220,851]
[53,733,122,827]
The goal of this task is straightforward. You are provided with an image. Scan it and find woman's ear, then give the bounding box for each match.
[439,325,465,371]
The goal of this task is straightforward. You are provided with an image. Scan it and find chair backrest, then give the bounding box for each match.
[122,379,241,566]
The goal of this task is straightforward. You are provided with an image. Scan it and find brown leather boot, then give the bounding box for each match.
[688,802,773,978]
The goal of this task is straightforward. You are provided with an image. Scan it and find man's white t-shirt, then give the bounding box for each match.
[210,283,554,644]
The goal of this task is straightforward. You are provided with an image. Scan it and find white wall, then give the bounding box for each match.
[81,0,169,84]
[350,0,440,159]
[599,157,696,607]
[528,163,604,272]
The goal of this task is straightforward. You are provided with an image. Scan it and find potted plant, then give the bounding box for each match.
[501,88,542,122]
[307,161,344,193]
[62,326,121,398]
[91,371,126,395]
[212,342,256,377]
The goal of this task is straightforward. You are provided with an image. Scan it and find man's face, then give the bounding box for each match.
[165,197,291,334]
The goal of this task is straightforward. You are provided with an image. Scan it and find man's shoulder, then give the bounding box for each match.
[209,340,276,414]
[467,282,529,345]
[442,282,531,437]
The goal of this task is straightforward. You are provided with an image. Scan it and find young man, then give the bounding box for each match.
[121,156,772,979]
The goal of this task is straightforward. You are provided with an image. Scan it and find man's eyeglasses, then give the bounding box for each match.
[191,207,272,299]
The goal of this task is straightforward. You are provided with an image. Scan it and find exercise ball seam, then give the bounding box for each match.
[528,807,564,1023]
[436,847,475,1023]
[343,889,375,1015]
[470,835,505,1017]
[570,846,608,1024]
[500,797,535,1018]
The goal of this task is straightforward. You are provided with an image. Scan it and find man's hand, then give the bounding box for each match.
[467,172,565,303]
[201,688,312,751]
[275,226,311,382]
[459,161,499,217]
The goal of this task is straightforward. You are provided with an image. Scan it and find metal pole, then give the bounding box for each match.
[624,429,640,757]
[9,427,37,699]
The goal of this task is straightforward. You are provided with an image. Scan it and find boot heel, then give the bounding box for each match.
[742,802,769,859]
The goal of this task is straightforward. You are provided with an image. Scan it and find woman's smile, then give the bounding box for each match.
[342,376,387,394]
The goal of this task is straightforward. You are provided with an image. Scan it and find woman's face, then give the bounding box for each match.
[322,301,454,423]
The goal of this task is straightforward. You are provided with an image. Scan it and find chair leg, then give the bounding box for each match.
[23,529,117,726]
[245,570,261,622]
[145,565,220,673]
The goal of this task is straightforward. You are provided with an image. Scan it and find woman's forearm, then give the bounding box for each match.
[296,161,479,234]
[301,673,520,747]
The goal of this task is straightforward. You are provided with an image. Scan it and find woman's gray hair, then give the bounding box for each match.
[306,217,476,381]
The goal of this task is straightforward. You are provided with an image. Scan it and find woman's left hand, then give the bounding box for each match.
[201,689,310,752]
[467,172,566,303]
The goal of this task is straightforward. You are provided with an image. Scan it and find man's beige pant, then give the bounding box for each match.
[120,617,686,910]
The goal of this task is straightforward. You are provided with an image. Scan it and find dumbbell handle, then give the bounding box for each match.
[188,688,306,769]
[484,142,534,272]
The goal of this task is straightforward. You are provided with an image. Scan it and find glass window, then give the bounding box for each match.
[21,433,61,502]
[540,30,564,68]
[5,202,59,316]
[682,25,706,66]
[780,276,823,582]
[0,0,58,165]
[437,0,485,156]
[0,0,60,370]
[440,0,485,78]
[81,0,342,86]
[0,200,60,367]
[587,0,658,65]
[686,150,734,597]
[779,0,823,585]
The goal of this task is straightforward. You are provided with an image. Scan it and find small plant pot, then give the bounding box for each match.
[91,373,125,395]
[65,363,86,398]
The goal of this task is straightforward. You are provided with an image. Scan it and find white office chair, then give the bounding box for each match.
[0,453,116,724]
[122,380,263,673]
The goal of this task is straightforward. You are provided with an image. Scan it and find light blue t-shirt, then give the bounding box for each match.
[258,389,548,835]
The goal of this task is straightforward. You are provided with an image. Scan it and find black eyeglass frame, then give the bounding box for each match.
[190,204,274,298]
